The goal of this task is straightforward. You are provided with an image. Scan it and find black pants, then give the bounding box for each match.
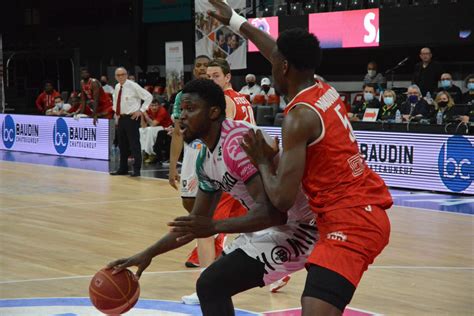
[152,130,171,162]
[118,115,141,172]
[197,249,265,316]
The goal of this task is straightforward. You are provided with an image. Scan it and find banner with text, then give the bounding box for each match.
[1,114,110,160]
[165,41,184,99]
[195,0,246,70]
[262,127,473,195]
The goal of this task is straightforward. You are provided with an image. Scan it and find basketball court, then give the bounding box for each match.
[1,154,472,315]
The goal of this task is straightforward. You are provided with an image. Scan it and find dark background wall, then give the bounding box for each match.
[1,0,473,112]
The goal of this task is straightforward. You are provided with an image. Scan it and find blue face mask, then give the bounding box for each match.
[468,82,474,90]
[364,92,374,102]
[383,97,394,105]
[441,80,451,89]
[408,95,419,104]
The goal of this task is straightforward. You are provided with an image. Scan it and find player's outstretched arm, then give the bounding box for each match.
[208,0,276,62]
[242,105,321,212]
[107,189,220,278]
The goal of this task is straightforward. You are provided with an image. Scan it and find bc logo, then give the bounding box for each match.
[438,135,473,192]
[53,118,69,154]
[2,115,16,149]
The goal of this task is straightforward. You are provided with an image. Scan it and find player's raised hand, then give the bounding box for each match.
[208,0,233,26]
[241,129,277,166]
[106,252,152,279]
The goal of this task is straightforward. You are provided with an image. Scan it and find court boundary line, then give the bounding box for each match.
[0,160,170,182]
[1,265,472,285]
[0,196,180,211]
[0,297,259,315]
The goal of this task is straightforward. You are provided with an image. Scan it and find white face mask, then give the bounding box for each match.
[367,70,376,77]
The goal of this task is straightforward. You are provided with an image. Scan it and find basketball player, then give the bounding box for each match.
[169,55,253,305]
[207,1,393,314]
[108,79,317,316]
[206,58,255,125]
[78,67,114,124]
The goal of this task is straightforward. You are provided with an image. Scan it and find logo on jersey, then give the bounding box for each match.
[438,135,473,192]
[327,231,347,242]
[2,115,16,148]
[53,118,69,154]
[271,246,291,264]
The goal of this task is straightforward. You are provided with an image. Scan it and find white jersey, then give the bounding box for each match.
[196,119,312,223]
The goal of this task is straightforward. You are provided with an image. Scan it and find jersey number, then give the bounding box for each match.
[334,104,356,142]
[241,105,256,125]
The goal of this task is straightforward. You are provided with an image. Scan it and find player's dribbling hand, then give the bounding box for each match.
[106,252,152,279]
[240,129,278,166]
[208,0,232,26]
[168,215,216,242]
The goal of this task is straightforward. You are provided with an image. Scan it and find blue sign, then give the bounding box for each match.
[2,115,15,149]
[438,135,474,193]
[53,118,69,154]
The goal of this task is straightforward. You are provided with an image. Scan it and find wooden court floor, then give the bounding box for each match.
[0,160,473,315]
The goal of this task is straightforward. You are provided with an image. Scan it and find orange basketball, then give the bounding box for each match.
[89,268,140,314]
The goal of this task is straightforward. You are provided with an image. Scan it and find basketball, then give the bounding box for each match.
[89,268,140,314]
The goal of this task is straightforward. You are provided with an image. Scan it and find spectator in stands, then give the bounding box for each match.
[430,91,457,124]
[400,84,430,120]
[436,73,462,104]
[462,74,474,104]
[413,47,443,96]
[46,96,71,116]
[100,75,115,94]
[67,92,92,116]
[349,83,381,121]
[128,75,136,82]
[378,89,399,121]
[239,74,260,102]
[363,61,386,92]
[259,77,276,101]
[139,96,173,164]
[35,81,60,114]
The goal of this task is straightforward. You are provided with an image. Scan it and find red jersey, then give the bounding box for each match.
[146,106,173,128]
[35,90,61,113]
[224,89,255,125]
[284,81,393,213]
[81,78,114,118]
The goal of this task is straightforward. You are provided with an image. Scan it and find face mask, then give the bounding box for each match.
[408,95,419,103]
[364,92,374,102]
[438,101,448,108]
[468,82,474,90]
[263,86,270,92]
[248,82,255,88]
[56,103,63,108]
[367,70,376,77]
[383,97,394,105]
[441,80,451,89]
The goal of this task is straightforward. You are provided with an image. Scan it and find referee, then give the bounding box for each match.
[110,67,152,177]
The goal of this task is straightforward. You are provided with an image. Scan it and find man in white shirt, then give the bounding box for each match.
[100,75,115,94]
[45,96,72,116]
[239,74,260,102]
[110,67,153,177]
[259,77,276,101]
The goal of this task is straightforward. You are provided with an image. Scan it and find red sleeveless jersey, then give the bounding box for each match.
[284,81,393,213]
[82,78,114,117]
[224,89,255,125]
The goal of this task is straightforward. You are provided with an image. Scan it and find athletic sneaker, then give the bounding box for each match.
[269,275,291,293]
[185,247,200,268]
[182,292,200,305]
